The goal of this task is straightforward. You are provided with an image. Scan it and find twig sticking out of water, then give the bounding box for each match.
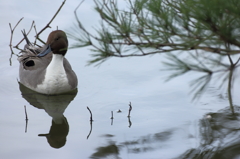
[110,111,114,119]
[87,106,93,122]
[110,111,114,125]
[127,102,133,128]
[128,102,132,117]
[24,105,28,121]
[24,105,28,133]
[87,106,93,139]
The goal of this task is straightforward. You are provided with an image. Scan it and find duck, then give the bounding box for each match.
[18,30,78,95]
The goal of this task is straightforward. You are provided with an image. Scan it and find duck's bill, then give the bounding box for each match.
[38,133,49,137]
[37,45,51,57]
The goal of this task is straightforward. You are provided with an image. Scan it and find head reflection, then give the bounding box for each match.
[19,82,78,149]
[39,117,69,148]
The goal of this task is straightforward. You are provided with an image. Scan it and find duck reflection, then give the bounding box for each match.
[19,82,77,149]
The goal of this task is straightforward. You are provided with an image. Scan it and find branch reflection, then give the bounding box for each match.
[87,120,93,139]
[178,106,240,159]
[90,130,174,159]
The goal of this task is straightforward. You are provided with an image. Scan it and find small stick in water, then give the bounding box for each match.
[87,106,93,121]
[24,105,28,121]
[110,111,114,119]
[110,111,114,125]
[128,102,132,117]
[86,106,93,139]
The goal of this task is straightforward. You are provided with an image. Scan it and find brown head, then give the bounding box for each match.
[37,30,68,57]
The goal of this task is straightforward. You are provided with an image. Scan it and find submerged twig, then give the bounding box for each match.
[127,102,132,117]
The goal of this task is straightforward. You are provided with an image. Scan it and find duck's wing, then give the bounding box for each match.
[63,58,78,89]
[19,52,52,88]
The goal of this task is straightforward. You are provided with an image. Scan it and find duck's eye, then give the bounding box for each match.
[56,37,60,40]
[25,60,35,67]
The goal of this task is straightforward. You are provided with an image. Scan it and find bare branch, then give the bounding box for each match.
[14,20,35,48]
[9,0,66,66]
[9,17,24,65]
[36,0,66,37]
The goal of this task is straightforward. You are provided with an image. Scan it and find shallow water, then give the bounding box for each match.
[1,1,240,159]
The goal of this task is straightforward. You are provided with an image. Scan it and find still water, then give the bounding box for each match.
[1,1,240,159]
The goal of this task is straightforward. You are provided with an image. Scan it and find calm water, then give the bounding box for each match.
[1,1,240,159]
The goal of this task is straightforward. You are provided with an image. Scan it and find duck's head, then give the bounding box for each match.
[37,30,68,57]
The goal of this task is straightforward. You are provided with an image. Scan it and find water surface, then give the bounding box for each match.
[1,1,239,159]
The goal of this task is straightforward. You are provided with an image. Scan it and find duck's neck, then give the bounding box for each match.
[35,54,72,94]
[47,54,64,74]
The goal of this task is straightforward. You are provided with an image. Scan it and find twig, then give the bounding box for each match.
[24,105,28,133]
[14,20,35,49]
[87,106,93,121]
[9,17,23,49]
[74,0,91,36]
[74,0,85,15]
[35,0,66,37]
[127,102,132,127]
[110,111,113,125]
[24,105,28,120]
[9,0,66,66]
[34,0,66,44]
[33,25,38,45]
[86,106,93,139]
[110,111,114,119]
[9,17,24,65]
[127,102,132,117]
